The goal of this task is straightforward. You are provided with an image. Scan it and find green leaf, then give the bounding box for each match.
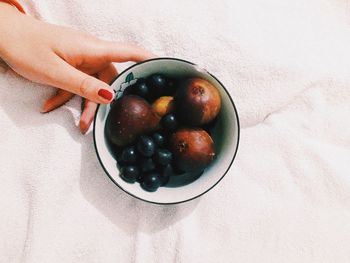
[125,72,134,83]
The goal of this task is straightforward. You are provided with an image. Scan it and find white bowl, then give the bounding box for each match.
[93,58,240,204]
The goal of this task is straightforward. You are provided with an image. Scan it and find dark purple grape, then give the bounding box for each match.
[123,78,150,100]
[154,149,172,166]
[141,172,162,192]
[120,166,139,183]
[158,164,173,186]
[165,78,178,96]
[161,114,178,131]
[123,86,134,96]
[141,158,156,173]
[137,136,156,157]
[115,151,126,168]
[134,79,150,99]
[152,132,165,147]
[121,146,137,163]
[147,74,168,99]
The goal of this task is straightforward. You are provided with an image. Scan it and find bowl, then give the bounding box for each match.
[93,58,240,204]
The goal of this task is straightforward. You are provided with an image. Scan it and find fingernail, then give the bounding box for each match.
[41,103,50,113]
[79,120,89,134]
[98,89,113,101]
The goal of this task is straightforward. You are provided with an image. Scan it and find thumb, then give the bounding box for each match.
[44,57,114,104]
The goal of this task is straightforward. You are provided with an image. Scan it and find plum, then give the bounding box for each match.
[169,128,215,172]
[174,78,221,126]
[105,95,160,146]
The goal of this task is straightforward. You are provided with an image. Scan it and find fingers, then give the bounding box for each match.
[97,63,118,84]
[79,64,118,134]
[97,41,156,63]
[45,57,114,104]
[79,99,97,134]
[41,89,74,113]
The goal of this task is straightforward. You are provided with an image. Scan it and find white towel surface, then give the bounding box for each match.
[1,0,350,262]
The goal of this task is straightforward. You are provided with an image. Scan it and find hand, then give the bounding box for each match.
[0,3,154,133]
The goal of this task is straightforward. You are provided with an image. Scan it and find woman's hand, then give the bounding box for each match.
[0,3,154,133]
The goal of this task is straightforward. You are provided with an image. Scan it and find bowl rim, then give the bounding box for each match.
[93,57,240,205]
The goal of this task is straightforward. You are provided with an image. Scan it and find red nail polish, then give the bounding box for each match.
[98,89,113,101]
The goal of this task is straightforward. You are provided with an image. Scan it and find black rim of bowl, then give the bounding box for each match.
[93,57,240,205]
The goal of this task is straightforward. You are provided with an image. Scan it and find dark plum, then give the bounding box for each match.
[174,78,221,126]
[120,166,140,183]
[105,95,160,146]
[141,172,162,192]
[169,128,215,172]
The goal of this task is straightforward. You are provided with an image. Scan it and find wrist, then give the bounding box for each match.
[0,2,24,58]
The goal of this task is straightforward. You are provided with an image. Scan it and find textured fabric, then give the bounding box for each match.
[1,0,350,262]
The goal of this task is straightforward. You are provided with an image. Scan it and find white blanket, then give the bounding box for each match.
[1,0,350,262]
